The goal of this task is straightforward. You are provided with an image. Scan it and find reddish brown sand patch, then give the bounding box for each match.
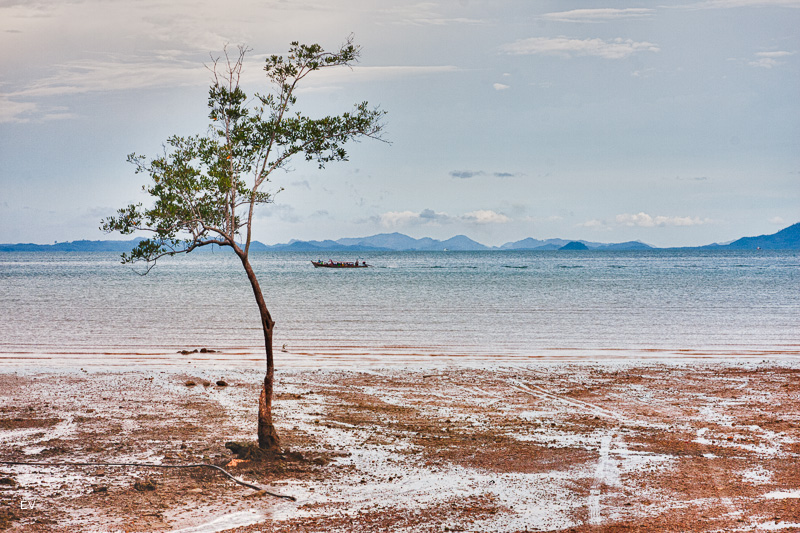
[0,361,798,532]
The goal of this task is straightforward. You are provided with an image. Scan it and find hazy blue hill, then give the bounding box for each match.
[270,241,386,252]
[502,238,652,251]
[408,238,440,250]
[247,241,272,251]
[270,239,382,251]
[288,239,341,248]
[0,238,274,253]
[596,241,654,251]
[336,232,424,250]
[560,241,589,251]
[502,238,576,249]
[439,235,489,251]
[0,238,146,252]
[271,241,325,252]
[721,222,800,250]
[334,233,486,251]
[499,237,548,250]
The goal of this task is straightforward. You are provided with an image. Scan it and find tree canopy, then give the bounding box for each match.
[103,36,385,269]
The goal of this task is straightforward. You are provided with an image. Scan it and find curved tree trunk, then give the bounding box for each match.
[239,253,281,452]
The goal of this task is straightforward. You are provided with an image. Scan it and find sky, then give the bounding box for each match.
[1,0,798,248]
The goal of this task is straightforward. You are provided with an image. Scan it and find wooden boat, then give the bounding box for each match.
[311,260,369,268]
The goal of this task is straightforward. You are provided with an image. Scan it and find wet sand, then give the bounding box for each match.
[1,357,799,532]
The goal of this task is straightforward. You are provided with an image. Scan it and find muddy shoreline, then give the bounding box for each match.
[1,359,799,532]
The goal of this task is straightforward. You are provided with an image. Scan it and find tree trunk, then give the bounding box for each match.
[239,253,280,452]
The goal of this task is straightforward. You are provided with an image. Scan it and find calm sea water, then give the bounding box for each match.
[1,250,798,361]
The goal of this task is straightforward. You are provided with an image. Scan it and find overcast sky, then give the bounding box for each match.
[1,0,798,247]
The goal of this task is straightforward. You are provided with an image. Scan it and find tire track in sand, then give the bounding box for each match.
[588,434,614,525]
[510,380,628,423]
[509,379,626,527]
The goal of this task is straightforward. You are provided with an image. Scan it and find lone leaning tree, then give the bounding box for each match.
[102,38,385,452]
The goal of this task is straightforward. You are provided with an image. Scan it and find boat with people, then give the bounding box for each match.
[311,259,370,268]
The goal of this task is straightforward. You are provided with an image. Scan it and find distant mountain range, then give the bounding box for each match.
[283,233,656,251]
[2,222,798,252]
[702,222,800,250]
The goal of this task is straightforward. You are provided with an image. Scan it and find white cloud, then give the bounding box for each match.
[748,58,780,68]
[756,51,796,57]
[2,55,208,102]
[577,219,608,228]
[685,0,800,8]
[500,37,660,59]
[747,50,795,68]
[0,54,457,122]
[541,8,655,23]
[769,216,786,225]
[493,83,510,91]
[450,170,486,179]
[577,213,712,229]
[377,208,510,227]
[461,210,511,224]
[378,210,436,227]
[0,95,37,123]
[11,59,455,101]
[449,169,520,178]
[615,212,711,227]
[419,208,448,222]
[0,54,208,122]
[631,68,658,78]
[384,3,487,26]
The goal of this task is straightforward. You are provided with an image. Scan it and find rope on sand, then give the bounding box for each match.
[0,460,296,501]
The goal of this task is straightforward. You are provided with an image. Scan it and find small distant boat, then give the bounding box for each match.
[311,260,369,268]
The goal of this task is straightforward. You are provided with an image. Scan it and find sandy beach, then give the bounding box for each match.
[1,357,799,532]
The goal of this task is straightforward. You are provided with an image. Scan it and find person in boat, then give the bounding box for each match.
[355,260,359,266]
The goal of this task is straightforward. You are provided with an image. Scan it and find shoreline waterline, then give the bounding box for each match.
[1,346,798,372]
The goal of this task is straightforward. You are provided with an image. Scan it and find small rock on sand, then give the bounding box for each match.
[134,479,156,492]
